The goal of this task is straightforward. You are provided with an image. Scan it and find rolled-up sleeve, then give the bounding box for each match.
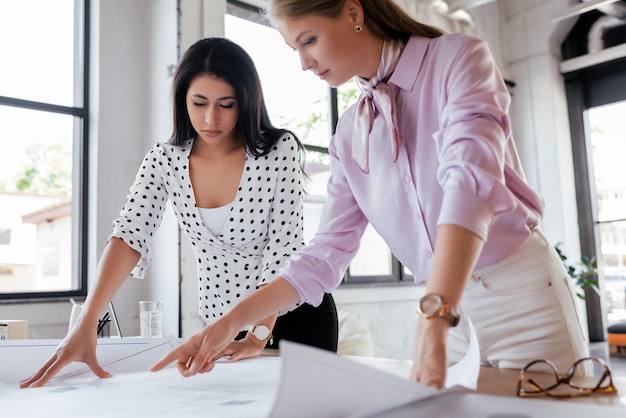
[109,144,169,278]
[433,37,516,240]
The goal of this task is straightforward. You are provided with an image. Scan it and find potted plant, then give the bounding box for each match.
[555,243,599,300]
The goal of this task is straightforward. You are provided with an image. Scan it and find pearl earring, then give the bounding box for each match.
[354,24,363,32]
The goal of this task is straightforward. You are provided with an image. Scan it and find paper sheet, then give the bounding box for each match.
[2,334,623,418]
[446,316,480,389]
[0,326,479,418]
[268,315,481,418]
[0,337,181,385]
[1,358,280,418]
[2,339,472,418]
[269,340,477,418]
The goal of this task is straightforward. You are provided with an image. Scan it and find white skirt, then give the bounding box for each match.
[447,228,592,375]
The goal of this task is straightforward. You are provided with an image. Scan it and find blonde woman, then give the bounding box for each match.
[151,0,589,388]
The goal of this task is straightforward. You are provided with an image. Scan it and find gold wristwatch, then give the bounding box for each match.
[417,293,460,327]
[249,324,273,342]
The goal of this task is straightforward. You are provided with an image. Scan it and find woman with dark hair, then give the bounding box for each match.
[20,37,338,388]
[169,37,280,157]
[150,0,591,388]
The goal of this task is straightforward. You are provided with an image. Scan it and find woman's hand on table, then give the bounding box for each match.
[19,321,110,388]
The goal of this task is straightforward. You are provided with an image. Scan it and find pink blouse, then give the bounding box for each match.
[281,33,544,306]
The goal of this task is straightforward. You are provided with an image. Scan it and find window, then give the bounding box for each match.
[226,1,408,285]
[0,0,88,299]
[588,101,626,322]
[562,8,626,336]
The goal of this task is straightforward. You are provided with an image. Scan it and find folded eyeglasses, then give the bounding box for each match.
[516,357,617,398]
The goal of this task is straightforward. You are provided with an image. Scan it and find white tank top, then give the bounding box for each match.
[198,202,233,236]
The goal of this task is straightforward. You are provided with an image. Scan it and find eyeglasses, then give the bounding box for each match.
[516,357,618,398]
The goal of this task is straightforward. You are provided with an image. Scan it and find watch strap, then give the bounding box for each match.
[437,305,460,327]
[418,293,460,327]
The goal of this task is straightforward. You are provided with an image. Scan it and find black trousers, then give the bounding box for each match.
[236,292,338,352]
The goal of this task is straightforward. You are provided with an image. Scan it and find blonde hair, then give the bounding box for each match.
[266,0,445,41]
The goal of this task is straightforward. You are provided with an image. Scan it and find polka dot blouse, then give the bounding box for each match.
[110,133,304,323]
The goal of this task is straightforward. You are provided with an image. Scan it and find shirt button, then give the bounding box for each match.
[416,212,422,220]
[404,175,411,183]
[425,250,433,258]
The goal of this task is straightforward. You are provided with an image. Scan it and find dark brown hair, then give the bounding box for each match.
[168,37,302,158]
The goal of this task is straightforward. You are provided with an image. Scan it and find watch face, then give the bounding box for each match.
[420,294,443,315]
[253,325,271,340]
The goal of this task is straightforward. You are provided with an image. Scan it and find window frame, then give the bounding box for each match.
[562,9,626,340]
[0,0,89,301]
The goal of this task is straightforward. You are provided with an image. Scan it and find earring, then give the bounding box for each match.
[354,24,363,32]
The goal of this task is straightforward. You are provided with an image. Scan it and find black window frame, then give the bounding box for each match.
[562,9,626,341]
[0,0,90,301]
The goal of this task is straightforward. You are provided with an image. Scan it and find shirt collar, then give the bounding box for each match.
[388,35,432,92]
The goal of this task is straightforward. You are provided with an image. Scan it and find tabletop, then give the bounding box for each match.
[294,351,626,407]
[475,366,626,406]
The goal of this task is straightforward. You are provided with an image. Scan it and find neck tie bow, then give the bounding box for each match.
[353,39,404,174]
